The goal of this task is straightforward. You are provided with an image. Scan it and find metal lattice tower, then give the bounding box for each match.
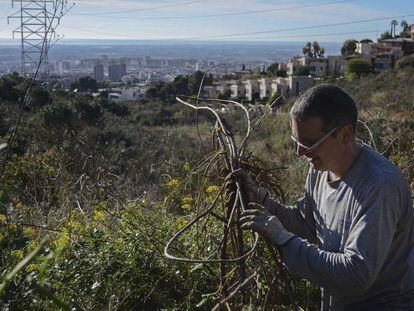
[7,0,74,80]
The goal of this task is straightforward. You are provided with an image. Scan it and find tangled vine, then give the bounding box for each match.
[164,84,295,309]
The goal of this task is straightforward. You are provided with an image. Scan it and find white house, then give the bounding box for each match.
[107,86,145,102]
[214,81,231,96]
[271,77,290,96]
[243,79,260,102]
[271,76,315,97]
[258,78,272,99]
[307,59,328,77]
[230,82,245,99]
[356,42,373,55]
[108,93,121,102]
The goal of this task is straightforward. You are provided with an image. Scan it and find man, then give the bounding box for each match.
[239,84,414,310]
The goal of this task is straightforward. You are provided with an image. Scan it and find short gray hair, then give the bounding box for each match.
[290,84,357,132]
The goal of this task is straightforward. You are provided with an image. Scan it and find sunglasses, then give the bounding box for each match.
[291,126,338,152]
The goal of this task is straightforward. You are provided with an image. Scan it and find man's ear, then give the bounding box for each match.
[340,124,354,144]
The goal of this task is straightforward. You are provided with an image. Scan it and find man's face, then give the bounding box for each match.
[290,117,341,172]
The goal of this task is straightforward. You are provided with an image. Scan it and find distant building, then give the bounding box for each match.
[108,93,120,102]
[356,43,372,55]
[243,79,259,102]
[94,62,104,82]
[353,39,414,72]
[327,55,347,76]
[230,82,245,99]
[308,59,328,77]
[286,56,328,77]
[372,53,394,73]
[258,78,272,99]
[271,76,315,97]
[286,57,301,76]
[410,24,414,39]
[109,62,126,82]
[214,81,231,96]
[54,60,71,74]
[106,86,145,102]
[271,77,290,96]
[378,38,414,56]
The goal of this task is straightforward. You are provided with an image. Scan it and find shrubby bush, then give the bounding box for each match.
[0,67,413,309]
[395,54,414,69]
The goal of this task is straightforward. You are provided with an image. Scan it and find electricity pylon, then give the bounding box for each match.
[7,0,74,80]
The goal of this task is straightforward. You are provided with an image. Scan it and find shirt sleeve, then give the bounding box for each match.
[280,181,402,295]
[265,168,317,243]
[266,194,317,243]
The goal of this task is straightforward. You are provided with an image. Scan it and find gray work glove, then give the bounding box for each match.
[231,169,269,205]
[240,203,294,246]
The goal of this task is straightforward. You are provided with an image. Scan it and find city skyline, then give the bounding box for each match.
[0,0,413,43]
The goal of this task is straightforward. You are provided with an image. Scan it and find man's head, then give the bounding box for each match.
[291,84,357,133]
[290,84,359,174]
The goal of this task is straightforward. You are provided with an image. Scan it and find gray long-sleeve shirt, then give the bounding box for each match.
[268,144,414,310]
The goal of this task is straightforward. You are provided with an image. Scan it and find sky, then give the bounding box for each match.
[0,0,413,43]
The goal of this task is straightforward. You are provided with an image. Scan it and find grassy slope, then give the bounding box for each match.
[0,65,413,310]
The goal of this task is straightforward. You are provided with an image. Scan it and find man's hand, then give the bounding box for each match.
[240,203,294,246]
[230,169,269,205]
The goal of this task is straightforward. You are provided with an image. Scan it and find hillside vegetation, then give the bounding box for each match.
[0,63,413,310]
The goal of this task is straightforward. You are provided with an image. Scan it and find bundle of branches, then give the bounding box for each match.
[164,93,300,309]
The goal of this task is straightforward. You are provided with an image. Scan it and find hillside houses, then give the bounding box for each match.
[201,33,414,104]
[355,38,414,72]
[94,24,414,104]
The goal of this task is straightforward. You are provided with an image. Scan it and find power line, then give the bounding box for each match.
[77,0,357,20]
[63,13,414,41]
[77,0,211,16]
[234,29,379,41]
[64,24,380,41]
[179,13,414,40]
[63,25,152,40]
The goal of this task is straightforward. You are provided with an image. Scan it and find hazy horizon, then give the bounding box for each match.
[1,0,413,42]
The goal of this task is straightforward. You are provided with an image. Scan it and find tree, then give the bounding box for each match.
[41,99,77,129]
[391,19,398,37]
[0,73,25,102]
[341,39,358,56]
[217,89,231,100]
[171,75,189,95]
[275,70,287,78]
[319,47,325,58]
[266,63,279,77]
[73,94,103,125]
[344,58,372,80]
[302,41,325,58]
[188,71,213,95]
[400,20,410,38]
[312,41,321,57]
[29,86,50,109]
[360,39,373,43]
[302,41,313,57]
[145,81,165,100]
[380,31,393,40]
[70,76,98,93]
